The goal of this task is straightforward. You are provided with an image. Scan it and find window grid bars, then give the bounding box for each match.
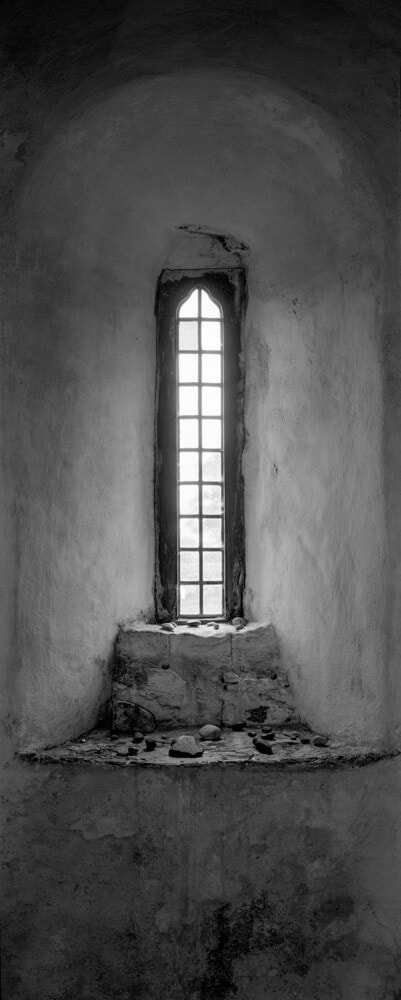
[177,288,225,618]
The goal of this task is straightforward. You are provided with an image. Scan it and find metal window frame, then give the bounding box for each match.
[154,268,247,622]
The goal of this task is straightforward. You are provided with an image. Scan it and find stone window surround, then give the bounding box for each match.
[154,267,247,623]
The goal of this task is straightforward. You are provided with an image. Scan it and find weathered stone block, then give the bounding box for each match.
[221,685,241,726]
[239,676,295,726]
[115,623,169,678]
[113,672,194,727]
[221,668,241,726]
[169,629,231,676]
[169,630,230,725]
[112,699,156,734]
[112,621,295,730]
[232,623,281,676]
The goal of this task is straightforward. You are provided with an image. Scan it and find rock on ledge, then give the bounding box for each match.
[112,622,296,732]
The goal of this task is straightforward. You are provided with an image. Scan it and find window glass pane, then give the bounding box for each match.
[175,286,227,619]
[202,484,223,515]
[202,386,221,416]
[179,419,199,448]
[202,452,222,481]
[203,550,222,581]
[179,484,199,515]
[202,354,221,383]
[179,451,199,481]
[178,321,198,351]
[180,584,200,615]
[179,386,198,416]
[201,321,221,351]
[201,290,221,319]
[202,419,221,449]
[203,585,223,616]
[179,289,198,318]
[180,518,199,548]
[180,551,199,582]
[202,518,223,548]
[179,354,198,383]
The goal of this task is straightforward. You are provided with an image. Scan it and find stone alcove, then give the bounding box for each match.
[13,69,385,751]
[2,5,401,997]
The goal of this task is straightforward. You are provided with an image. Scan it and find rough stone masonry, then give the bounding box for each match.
[112,621,297,731]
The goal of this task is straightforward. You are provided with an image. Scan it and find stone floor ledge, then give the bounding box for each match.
[18,727,400,771]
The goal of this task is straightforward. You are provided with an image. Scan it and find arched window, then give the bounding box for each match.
[177,287,224,617]
[155,270,247,622]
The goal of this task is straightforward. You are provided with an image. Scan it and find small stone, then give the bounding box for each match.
[248,731,257,737]
[117,746,129,756]
[231,722,245,731]
[206,621,216,627]
[144,738,157,751]
[199,724,221,741]
[212,623,219,629]
[186,620,201,627]
[79,738,86,743]
[161,622,175,632]
[132,731,144,743]
[161,662,170,669]
[169,735,203,758]
[112,701,156,735]
[110,734,119,741]
[128,746,138,756]
[313,735,328,747]
[253,737,273,755]
[262,731,275,740]
[232,616,247,628]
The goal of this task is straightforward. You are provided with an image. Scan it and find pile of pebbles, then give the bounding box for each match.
[160,617,247,632]
[20,724,334,767]
[241,725,329,754]
[103,723,329,760]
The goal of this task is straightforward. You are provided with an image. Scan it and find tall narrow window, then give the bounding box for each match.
[177,287,224,617]
[155,269,246,622]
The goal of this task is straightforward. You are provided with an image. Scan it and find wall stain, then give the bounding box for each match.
[248,705,268,723]
[187,887,361,1000]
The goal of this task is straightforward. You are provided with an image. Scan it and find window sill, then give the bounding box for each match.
[113,620,296,731]
[18,727,399,772]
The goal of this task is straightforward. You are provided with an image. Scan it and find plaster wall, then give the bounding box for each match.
[0,370,16,763]
[2,756,401,999]
[13,71,385,748]
[0,6,399,1000]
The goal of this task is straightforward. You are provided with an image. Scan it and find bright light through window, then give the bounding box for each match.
[177,287,224,617]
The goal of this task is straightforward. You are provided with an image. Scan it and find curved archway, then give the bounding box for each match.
[15,69,385,747]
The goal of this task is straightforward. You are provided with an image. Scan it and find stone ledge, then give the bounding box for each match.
[18,727,401,772]
[113,621,295,731]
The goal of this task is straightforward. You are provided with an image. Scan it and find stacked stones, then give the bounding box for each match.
[112,621,296,734]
